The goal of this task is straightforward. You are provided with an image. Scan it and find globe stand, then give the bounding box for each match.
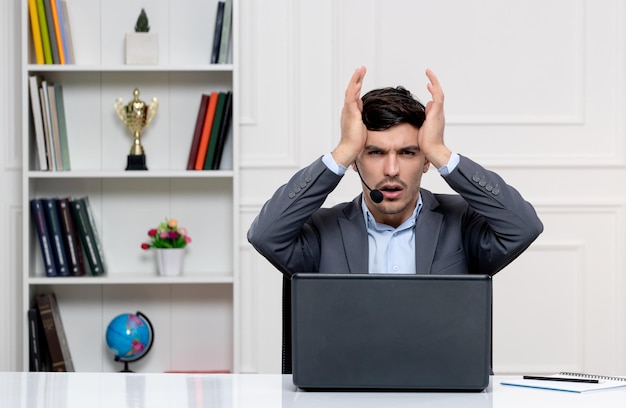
[116,358,134,373]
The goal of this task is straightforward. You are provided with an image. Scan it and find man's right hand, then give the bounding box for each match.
[332,66,368,167]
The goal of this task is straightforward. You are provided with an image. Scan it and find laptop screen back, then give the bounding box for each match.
[290,273,492,391]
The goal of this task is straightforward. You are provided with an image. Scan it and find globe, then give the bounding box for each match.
[105,311,154,372]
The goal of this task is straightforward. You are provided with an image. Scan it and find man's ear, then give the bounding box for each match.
[350,162,357,172]
[423,160,431,173]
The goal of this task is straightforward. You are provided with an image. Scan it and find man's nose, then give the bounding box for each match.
[383,154,400,177]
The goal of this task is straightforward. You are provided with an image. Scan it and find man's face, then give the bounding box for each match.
[355,123,430,228]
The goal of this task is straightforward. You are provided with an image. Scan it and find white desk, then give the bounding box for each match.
[1,373,626,407]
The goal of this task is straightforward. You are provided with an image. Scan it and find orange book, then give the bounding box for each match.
[28,0,45,64]
[194,92,219,170]
[49,0,65,64]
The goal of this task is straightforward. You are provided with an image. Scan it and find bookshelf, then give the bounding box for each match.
[21,0,239,373]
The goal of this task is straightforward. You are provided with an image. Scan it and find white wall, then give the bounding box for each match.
[237,0,626,376]
[3,0,626,375]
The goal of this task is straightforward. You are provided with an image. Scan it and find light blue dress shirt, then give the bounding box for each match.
[322,152,460,273]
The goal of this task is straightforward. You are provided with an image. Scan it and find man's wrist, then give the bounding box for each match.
[322,153,347,176]
[438,152,460,176]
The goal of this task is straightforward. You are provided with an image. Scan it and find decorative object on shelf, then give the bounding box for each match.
[114,88,158,170]
[105,311,154,372]
[141,218,191,276]
[125,8,158,65]
[155,248,185,277]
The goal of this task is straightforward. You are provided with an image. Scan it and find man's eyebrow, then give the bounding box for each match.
[363,145,421,151]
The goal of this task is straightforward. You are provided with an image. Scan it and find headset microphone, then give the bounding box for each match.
[354,162,384,204]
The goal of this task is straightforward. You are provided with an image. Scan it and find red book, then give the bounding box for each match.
[194,92,219,170]
[186,94,210,170]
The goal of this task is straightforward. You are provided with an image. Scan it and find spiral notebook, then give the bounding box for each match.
[501,372,626,393]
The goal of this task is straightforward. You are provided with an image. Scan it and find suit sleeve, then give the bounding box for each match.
[443,155,543,274]
[247,157,342,275]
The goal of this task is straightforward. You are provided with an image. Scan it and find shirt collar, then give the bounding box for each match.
[361,193,423,232]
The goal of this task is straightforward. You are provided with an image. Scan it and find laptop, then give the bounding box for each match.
[290,273,492,391]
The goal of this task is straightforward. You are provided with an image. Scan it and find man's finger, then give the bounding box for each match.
[345,66,367,100]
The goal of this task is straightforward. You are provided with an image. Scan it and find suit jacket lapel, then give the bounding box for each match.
[339,195,368,273]
[415,190,442,274]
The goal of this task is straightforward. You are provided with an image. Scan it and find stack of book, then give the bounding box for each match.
[30,196,107,277]
[28,292,74,372]
[28,0,75,65]
[28,75,70,171]
[187,91,233,170]
[211,0,233,64]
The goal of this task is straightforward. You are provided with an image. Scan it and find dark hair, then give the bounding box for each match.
[361,86,426,131]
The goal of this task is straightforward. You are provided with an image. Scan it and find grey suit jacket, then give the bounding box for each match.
[248,155,543,276]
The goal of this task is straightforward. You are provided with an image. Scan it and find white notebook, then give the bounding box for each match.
[501,372,626,393]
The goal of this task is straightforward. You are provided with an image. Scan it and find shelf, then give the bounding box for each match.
[28,275,234,285]
[27,64,235,73]
[22,0,239,374]
[27,170,235,179]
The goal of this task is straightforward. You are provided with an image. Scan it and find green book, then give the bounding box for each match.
[203,92,227,170]
[70,197,106,276]
[35,0,53,64]
[54,84,71,170]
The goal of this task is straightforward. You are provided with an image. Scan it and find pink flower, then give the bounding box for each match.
[142,218,191,249]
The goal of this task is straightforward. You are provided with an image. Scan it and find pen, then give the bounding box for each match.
[522,375,600,384]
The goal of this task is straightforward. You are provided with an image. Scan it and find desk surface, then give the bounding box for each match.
[1,372,626,407]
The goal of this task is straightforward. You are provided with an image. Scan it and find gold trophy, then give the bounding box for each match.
[115,88,158,170]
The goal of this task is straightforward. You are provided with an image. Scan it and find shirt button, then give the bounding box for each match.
[392,265,399,271]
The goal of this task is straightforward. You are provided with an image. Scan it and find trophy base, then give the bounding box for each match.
[126,154,147,171]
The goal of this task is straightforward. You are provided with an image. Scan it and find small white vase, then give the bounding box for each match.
[155,248,185,277]
[125,33,159,65]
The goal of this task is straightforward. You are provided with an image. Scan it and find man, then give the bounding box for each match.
[248,66,543,276]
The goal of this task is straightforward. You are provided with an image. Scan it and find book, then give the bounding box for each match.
[54,83,71,170]
[211,91,233,170]
[60,1,75,64]
[28,307,51,371]
[186,94,210,170]
[27,308,39,371]
[49,0,65,64]
[203,92,227,169]
[35,0,53,64]
[53,0,70,64]
[217,0,233,64]
[70,197,106,275]
[194,92,219,170]
[30,199,57,277]
[42,198,70,277]
[56,197,86,276]
[82,196,107,274]
[210,1,225,64]
[28,75,48,170]
[46,83,64,170]
[501,372,626,393]
[43,0,60,64]
[27,0,45,64]
[35,293,75,371]
[40,81,56,170]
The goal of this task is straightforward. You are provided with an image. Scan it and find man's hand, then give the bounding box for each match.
[418,69,451,169]
[332,66,368,167]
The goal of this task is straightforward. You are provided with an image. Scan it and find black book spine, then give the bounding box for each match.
[210,2,225,63]
[30,198,58,277]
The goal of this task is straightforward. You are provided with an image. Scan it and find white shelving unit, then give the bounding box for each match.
[21,0,239,373]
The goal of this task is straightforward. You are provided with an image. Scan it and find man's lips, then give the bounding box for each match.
[379,184,403,200]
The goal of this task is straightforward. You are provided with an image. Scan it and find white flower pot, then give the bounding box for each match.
[125,33,158,65]
[155,248,185,276]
